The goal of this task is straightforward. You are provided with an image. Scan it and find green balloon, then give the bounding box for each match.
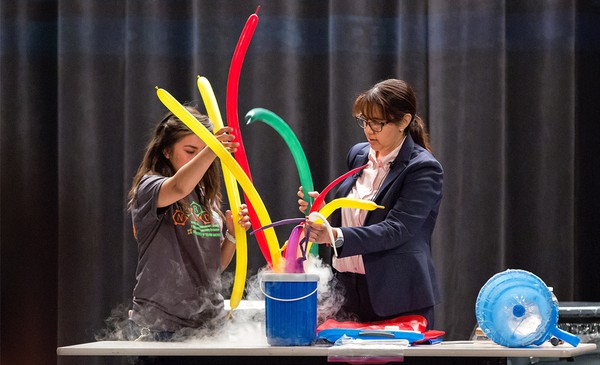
[245,108,315,213]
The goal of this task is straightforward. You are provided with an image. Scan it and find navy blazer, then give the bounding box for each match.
[331,133,443,316]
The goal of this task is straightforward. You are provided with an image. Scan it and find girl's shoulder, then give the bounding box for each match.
[140,173,166,185]
[137,174,168,196]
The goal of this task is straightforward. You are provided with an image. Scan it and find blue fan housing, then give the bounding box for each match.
[475,269,580,348]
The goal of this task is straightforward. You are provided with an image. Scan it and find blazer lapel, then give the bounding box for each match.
[371,133,415,203]
[336,145,370,198]
[336,134,415,203]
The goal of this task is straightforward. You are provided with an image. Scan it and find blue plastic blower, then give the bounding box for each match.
[475,269,580,348]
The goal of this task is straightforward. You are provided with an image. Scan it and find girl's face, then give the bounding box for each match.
[164,133,206,172]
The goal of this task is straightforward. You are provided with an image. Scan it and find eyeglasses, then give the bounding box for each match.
[355,115,392,133]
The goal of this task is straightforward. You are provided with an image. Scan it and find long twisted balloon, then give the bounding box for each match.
[245,108,315,212]
[156,87,283,271]
[225,7,273,265]
[197,76,247,314]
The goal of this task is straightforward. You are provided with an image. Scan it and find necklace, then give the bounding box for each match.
[370,162,393,201]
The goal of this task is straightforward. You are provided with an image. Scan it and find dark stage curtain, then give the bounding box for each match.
[2,1,600,364]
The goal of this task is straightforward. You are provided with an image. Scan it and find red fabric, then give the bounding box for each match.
[317,315,427,333]
[317,315,445,343]
[417,330,446,343]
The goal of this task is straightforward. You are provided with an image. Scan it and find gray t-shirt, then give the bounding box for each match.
[131,174,225,332]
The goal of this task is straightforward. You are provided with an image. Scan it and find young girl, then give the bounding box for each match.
[127,105,251,340]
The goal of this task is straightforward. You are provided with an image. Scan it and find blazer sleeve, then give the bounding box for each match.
[337,153,443,257]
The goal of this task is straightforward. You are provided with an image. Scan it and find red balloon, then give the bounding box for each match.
[309,163,369,214]
[226,8,273,265]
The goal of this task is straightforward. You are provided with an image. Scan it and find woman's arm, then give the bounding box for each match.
[339,159,443,256]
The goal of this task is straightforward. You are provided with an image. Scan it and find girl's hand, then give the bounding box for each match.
[215,127,239,153]
[297,186,321,214]
[225,204,252,234]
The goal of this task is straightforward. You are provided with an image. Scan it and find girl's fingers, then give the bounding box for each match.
[214,128,239,152]
[222,141,239,153]
[235,204,251,230]
[216,126,234,136]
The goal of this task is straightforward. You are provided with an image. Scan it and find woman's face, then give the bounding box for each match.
[362,110,409,157]
[164,133,206,171]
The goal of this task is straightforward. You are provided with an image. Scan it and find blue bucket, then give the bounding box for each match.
[261,273,319,346]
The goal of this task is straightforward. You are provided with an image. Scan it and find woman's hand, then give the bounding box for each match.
[225,204,252,234]
[297,186,321,214]
[215,127,239,153]
[305,218,335,244]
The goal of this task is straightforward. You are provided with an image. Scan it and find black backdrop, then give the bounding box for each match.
[2,1,600,364]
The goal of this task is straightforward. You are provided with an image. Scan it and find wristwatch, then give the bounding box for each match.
[334,228,344,248]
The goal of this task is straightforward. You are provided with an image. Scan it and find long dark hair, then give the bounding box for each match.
[352,79,432,153]
[127,106,222,216]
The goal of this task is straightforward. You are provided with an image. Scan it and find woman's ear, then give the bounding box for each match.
[400,114,412,131]
[163,148,170,159]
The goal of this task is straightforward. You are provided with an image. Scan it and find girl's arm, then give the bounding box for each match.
[158,127,237,208]
[220,204,251,271]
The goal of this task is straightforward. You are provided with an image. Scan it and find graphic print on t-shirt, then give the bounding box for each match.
[172,201,221,238]
[172,209,189,226]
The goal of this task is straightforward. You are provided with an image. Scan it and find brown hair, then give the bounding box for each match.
[352,79,432,153]
[127,106,222,216]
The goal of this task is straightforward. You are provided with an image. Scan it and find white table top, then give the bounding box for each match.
[57,340,596,358]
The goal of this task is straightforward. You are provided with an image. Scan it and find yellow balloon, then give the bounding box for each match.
[305,198,384,253]
[156,87,283,272]
[197,76,247,314]
[197,76,224,127]
[319,198,384,221]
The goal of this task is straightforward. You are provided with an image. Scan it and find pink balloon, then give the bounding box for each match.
[284,225,304,273]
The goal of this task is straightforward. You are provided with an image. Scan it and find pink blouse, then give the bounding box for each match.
[333,140,404,274]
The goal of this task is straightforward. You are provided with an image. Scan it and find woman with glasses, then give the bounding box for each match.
[299,79,443,329]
